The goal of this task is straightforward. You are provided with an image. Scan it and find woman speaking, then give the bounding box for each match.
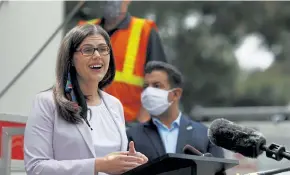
[24,24,147,175]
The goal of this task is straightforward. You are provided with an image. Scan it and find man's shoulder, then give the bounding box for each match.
[127,122,146,129]
[182,114,208,131]
[131,16,157,29]
[132,16,155,23]
[126,121,148,134]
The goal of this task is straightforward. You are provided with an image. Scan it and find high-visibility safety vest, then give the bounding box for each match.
[79,17,157,122]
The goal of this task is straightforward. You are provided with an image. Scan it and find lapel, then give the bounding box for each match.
[143,120,166,157]
[76,120,96,157]
[100,91,128,151]
[175,115,195,153]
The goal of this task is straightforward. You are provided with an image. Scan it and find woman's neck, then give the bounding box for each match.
[78,78,101,106]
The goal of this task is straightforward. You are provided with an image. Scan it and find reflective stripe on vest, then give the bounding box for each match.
[87,19,100,25]
[78,19,100,25]
[114,18,145,87]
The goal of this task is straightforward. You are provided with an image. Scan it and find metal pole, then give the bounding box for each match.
[1,128,12,175]
[0,1,85,100]
[0,127,25,175]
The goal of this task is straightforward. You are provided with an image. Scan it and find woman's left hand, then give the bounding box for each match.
[128,141,148,164]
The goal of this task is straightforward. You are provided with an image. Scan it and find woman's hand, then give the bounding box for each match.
[128,141,148,164]
[95,151,143,175]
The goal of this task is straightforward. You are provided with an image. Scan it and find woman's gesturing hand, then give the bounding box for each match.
[128,141,148,164]
[95,151,143,175]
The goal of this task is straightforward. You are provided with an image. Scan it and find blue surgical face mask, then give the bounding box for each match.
[102,0,123,21]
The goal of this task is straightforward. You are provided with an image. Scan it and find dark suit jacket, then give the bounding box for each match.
[126,114,224,161]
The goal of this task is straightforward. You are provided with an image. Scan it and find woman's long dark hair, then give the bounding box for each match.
[53,24,115,124]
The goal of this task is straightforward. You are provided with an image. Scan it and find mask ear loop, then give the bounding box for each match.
[168,88,176,105]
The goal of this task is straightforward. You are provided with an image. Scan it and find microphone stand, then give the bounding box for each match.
[244,167,290,175]
[244,143,290,174]
[244,144,290,174]
[261,143,290,161]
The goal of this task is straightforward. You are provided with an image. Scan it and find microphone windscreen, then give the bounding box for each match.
[208,118,266,158]
[183,144,203,156]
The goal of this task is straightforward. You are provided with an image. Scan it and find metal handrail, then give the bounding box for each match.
[0,0,85,100]
[191,106,290,121]
[0,113,27,124]
[0,127,25,175]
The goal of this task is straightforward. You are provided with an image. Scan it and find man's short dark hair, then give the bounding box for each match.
[144,61,183,88]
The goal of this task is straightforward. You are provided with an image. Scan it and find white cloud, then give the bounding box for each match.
[235,34,274,71]
[183,12,201,29]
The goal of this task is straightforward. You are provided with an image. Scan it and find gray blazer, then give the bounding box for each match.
[24,90,128,175]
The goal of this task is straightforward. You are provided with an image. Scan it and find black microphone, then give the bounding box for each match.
[208,118,265,158]
[244,167,290,175]
[183,144,213,157]
[207,118,290,161]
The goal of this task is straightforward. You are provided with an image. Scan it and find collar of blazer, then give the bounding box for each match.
[143,114,195,154]
[144,113,192,129]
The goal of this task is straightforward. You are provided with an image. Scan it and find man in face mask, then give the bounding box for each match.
[79,0,167,124]
[126,61,224,161]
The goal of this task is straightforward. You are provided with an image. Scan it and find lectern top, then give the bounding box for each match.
[122,153,239,175]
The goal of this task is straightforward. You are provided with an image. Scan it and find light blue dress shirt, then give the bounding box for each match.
[152,113,182,153]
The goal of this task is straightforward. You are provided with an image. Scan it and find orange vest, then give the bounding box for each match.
[79,17,157,122]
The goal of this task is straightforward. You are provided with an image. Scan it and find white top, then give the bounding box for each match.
[88,100,122,175]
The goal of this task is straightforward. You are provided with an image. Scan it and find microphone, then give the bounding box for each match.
[183,144,213,157]
[244,167,290,175]
[208,118,290,161]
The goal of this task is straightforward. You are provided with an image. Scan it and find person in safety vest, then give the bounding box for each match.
[79,0,167,123]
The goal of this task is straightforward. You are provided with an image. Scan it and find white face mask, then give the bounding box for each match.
[141,87,173,116]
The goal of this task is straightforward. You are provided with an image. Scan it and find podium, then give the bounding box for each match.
[122,153,239,175]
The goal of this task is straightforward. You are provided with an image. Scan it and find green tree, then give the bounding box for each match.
[67,1,290,114]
